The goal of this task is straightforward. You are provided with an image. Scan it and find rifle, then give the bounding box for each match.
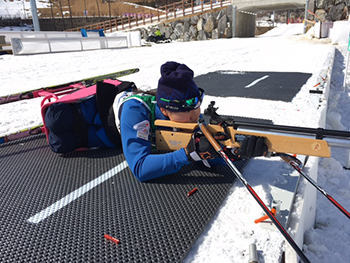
[154,101,350,263]
[154,101,350,158]
[155,101,350,220]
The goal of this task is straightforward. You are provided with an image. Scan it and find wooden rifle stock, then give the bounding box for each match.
[154,118,350,158]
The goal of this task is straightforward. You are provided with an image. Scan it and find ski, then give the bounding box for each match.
[199,120,311,263]
[0,68,139,105]
[279,153,350,220]
[0,125,44,145]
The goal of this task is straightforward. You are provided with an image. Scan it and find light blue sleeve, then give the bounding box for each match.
[119,99,190,182]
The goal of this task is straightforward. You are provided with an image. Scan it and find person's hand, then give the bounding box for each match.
[185,132,218,167]
[236,136,268,158]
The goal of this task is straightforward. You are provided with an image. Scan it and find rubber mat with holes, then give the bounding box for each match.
[0,134,246,262]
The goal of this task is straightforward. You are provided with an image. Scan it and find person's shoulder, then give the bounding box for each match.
[123,96,146,107]
[122,95,154,112]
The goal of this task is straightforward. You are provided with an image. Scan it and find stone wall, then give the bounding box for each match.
[313,0,349,21]
[136,1,350,41]
[138,6,235,41]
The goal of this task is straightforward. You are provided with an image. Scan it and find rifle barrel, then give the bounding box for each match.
[236,127,350,150]
[234,121,350,140]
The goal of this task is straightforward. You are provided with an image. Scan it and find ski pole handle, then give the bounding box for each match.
[198,119,222,152]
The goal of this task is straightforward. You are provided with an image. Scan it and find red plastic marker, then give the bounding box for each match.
[254,208,276,224]
[187,187,198,197]
[104,234,120,244]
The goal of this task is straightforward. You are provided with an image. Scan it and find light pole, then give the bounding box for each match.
[50,0,56,30]
[29,0,40,31]
[22,0,26,19]
[107,0,112,19]
[303,0,310,34]
[67,0,74,27]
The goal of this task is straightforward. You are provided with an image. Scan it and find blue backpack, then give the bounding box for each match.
[41,79,136,153]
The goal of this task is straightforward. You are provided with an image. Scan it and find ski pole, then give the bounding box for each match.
[279,153,350,220]
[198,120,310,263]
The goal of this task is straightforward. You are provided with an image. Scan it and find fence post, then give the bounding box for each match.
[174,3,176,18]
[303,0,310,34]
[113,19,116,32]
[191,0,194,14]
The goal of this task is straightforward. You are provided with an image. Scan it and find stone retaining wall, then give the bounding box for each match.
[138,6,235,41]
[314,0,350,21]
[136,1,350,42]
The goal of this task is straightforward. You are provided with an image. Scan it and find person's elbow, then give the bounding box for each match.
[130,158,156,182]
[133,170,149,182]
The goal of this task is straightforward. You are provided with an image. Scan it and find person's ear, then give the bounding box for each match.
[160,108,169,117]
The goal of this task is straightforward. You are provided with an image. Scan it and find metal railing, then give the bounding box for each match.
[66,0,230,33]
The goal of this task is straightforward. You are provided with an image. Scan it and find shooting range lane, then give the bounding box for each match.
[194,71,312,102]
[0,134,246,262]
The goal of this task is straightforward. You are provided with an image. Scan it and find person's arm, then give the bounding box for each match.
[120,99,190,182]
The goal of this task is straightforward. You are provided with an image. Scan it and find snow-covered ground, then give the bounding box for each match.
[1,24,350,262]
[0,0,49,18]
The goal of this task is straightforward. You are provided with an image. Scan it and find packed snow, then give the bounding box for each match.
[1,23,350,263]
[0,0,49,18]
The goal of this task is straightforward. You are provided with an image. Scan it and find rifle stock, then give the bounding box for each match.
[154,119,332,157]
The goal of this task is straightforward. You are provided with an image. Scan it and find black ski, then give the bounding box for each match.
[0,68,139,105]
[0,125,44,145]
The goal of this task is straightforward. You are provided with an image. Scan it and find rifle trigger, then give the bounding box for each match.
[214,132,230,141]
[218,121,231,139]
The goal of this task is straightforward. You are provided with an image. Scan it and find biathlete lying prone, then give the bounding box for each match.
[113,61,267,181]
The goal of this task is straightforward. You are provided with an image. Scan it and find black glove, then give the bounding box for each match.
[236,136,268,158]
[185,132,219,166]
[223,147,242,162]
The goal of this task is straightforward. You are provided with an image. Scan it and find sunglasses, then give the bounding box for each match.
[160,88,205,110]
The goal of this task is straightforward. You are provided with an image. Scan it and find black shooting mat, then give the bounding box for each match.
[194,71,312,102]
[0,134,247,262]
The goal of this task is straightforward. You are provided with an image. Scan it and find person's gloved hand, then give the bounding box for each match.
[185,132,219,167]
[236,136,268,158]
[222,147,242,162]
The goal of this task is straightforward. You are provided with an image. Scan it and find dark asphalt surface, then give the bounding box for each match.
[194,71,312,102]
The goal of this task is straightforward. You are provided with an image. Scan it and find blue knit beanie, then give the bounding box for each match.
[156,61,201,112]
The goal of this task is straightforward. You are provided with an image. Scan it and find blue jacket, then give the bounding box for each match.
[119,98,191,182]
[119,96,225,182]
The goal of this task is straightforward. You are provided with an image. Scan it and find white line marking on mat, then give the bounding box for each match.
[245,75,269,88]
[27,161,128,224]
